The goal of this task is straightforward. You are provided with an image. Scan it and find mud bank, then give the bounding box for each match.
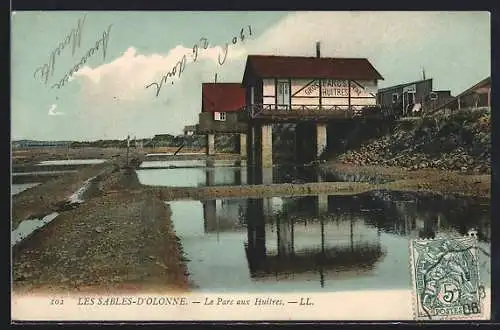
[12,164,190,294]
[320,161,490,198]
[12,147,126,165]
[152,181,375,201]
[11,162,116,228]
[150,175,489,201]
[143,153,242,162]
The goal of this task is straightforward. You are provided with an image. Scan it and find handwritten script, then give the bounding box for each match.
[51,24,113,90]
[145,25,253,97]
[33,14,87,85]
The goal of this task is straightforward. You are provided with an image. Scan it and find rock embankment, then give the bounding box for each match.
[337,108,491,174]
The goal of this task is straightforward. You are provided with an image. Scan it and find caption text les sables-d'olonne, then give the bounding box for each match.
[48,295,315,307]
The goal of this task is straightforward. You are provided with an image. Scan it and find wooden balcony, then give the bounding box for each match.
[240,104,396,122]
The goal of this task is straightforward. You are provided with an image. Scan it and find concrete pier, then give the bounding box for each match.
[206,134,215,155]
[205,166,215,186]
[316,123,328,157]
[246,124,274,184]
[317,194,329,215]
[261,124,273,168]
[262,167,273,185]
[293,122,329,162]
[240,133,247,158]
[246,125,256,184]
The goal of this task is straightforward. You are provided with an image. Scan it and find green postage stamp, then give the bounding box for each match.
[409,234,484,320]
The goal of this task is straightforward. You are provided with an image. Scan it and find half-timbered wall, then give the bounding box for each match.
[261,78,378,110]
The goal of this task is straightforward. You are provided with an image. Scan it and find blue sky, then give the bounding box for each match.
[11,11,490,141]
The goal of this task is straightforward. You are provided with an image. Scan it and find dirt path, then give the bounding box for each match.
[12,172,190,295]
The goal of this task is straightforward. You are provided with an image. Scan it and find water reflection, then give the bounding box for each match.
[170,191,490,292]
[137,166,247,187]
[136,160,328,187]
[244,198,384,286]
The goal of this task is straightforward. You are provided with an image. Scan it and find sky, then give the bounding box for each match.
[11,11,490,141]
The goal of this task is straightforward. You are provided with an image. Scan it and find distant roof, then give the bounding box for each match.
[202,83,246,112]
[242,55,383,84]
[457,76,491,98]
[378,78,433,93]
[432,76,491,111]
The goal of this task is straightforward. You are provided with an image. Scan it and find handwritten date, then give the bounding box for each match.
[146,25,252,98]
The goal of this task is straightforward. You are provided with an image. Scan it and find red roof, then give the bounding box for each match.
[243,55,384,84]
[202,83,246,112]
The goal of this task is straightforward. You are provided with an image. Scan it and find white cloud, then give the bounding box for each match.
[73,43,247,104]
[48,104,65,116]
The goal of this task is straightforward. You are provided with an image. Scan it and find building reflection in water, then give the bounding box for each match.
[203,160,247,187]
[240,192,490,287]
[360,191,491,243]
[203,199,247,235]
[244,195,385,287]
[198,190,490,288]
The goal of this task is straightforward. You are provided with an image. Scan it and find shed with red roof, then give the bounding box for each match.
[198,83,248,136]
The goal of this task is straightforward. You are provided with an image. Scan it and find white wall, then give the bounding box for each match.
[261,78,378,110]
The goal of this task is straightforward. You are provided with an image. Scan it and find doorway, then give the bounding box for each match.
[277,80,290,110]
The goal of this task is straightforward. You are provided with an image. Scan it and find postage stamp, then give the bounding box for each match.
[409,233,484,320]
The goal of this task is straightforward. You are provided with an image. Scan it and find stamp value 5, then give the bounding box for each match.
[409,235,484,320]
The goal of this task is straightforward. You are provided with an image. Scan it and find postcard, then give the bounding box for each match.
[11,11,491,322]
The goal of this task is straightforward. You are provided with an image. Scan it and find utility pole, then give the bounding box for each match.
[126,134,130,167]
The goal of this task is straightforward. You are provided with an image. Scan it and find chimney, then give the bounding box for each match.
[316,41,321,58]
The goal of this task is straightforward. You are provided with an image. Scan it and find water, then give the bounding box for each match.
[146,152,204,156]
[12,170,77,176]
[37,159,106,165]
[139,160,208,168]
[136,160,326,187]
[139,160,243,168]
[169,191,490,293]
[11,212,59,246]
[137,167,247,187]
[68,176,97,203]
[11,183,41,195]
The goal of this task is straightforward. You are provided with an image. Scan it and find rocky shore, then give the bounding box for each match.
[336,108,491,174]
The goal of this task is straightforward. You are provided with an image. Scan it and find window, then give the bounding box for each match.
[277,80,290,108]
[214,112,226,121]
[430,92,438,100]
[392,93,399,103]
